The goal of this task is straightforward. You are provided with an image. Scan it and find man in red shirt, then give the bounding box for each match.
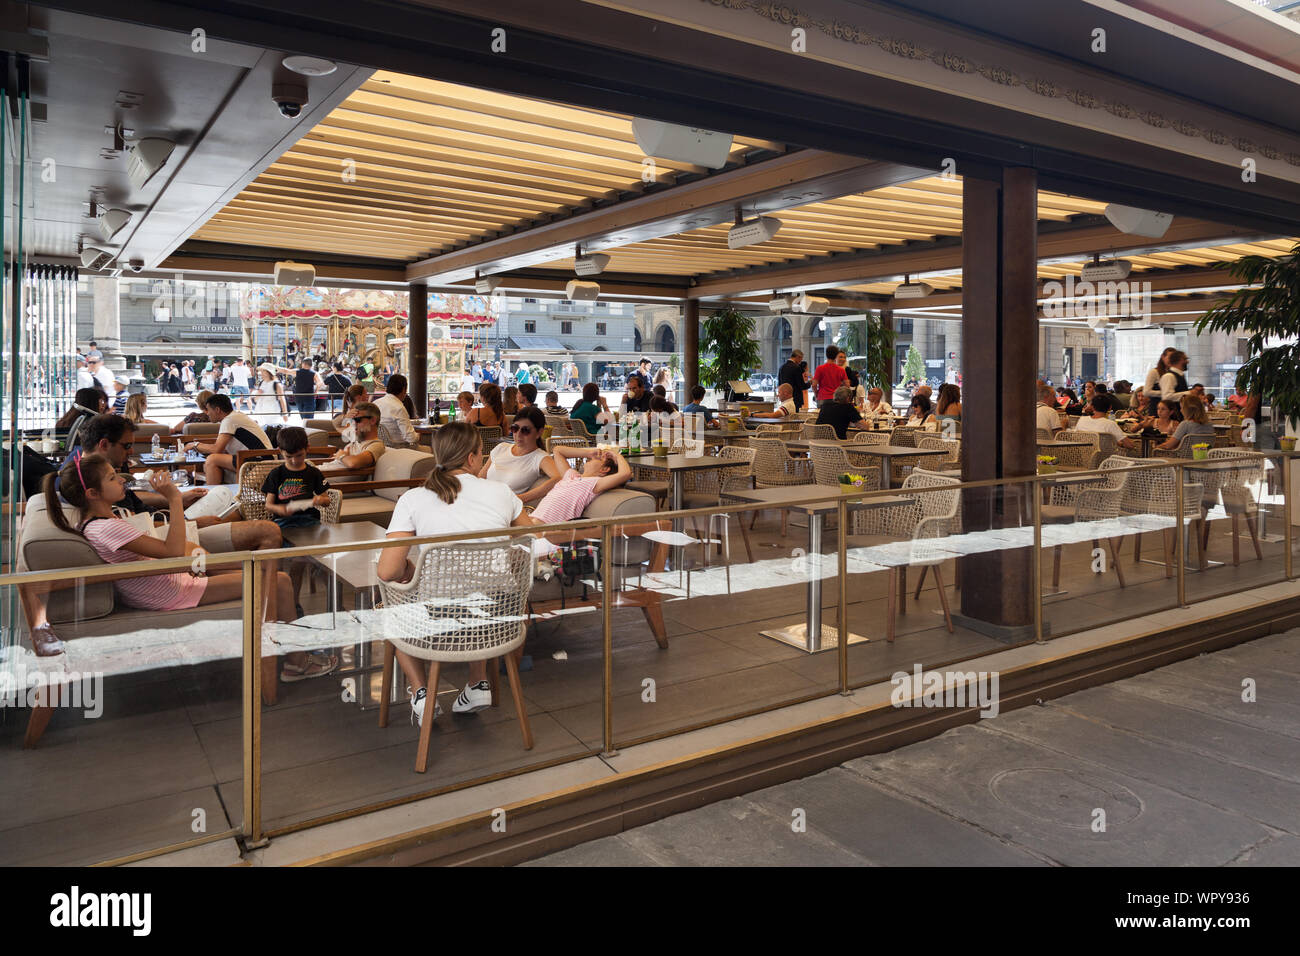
[812,345,849,404]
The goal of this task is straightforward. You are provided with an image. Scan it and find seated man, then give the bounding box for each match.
[1036,382,1064,435]
[862,387,893,419]
[770,383,797,417]
[517,382,538,410]
[318,401,386,473]
[622,375,652,414]
[681,384,721,428]
[1075,394,1136,450]
[374,372,418,447]
[188,392,272,485]
[815,386,865,439]
[544,390,562,415]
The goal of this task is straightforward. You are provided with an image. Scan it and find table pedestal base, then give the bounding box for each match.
[759,622,868,653]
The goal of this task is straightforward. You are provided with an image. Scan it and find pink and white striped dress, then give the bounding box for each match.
[81,517,208,611]
[529,472,601,525]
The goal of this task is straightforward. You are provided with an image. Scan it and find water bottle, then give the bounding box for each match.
[151,433,161,457]
[629,416,642,455]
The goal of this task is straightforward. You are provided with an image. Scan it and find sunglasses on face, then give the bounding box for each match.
[509,424,534,435]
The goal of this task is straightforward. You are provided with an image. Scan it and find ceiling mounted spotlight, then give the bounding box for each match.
[127,138,176,190]
[728,215,782,249]
[98,208,131,241]
[1079,254,1132,281]
[894,275,934,299]
[574,252,610,277]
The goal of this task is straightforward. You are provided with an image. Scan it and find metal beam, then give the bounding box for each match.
[406,152,932,284]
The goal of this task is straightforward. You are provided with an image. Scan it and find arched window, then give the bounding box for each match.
[776,318,792,342]
[634,328,642,352]
[655,324,676,353]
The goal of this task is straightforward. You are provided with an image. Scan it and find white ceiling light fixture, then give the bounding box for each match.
[97,208,131,241]
[1079,254,1132,281]
[80,247,115,271]
[475,274,503,294]
[127,138,176,191]
[630,118,733,169]
[767,293,793,312]
[273,260,316,286]
[728,213,782,249]
[566,279,600,301]
[1104,203,1173,238]
[894,275,934,299]
[282,55,338,76]
[792,292,830,314]
[574,252,611,277]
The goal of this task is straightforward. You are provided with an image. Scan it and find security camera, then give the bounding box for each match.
[127,258,145,273]
[271,80,308,119]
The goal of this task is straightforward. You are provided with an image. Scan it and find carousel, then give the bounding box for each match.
[241,286,499,395]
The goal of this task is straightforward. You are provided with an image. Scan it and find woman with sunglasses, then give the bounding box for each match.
[478,407,561,504]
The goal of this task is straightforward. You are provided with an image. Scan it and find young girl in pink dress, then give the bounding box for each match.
[42,453,336,682]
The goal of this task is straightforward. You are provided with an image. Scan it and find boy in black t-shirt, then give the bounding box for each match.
[260,427,330,529]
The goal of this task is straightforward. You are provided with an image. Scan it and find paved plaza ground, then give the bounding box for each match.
[527,630,1300,867]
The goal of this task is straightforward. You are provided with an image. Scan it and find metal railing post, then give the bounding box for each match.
[601,522,616,757]
[1032,476,1044,644]
[1284,453,1294,581]
[1175,464,1187,608]
[838,496,849,694]
[241,558,266,848]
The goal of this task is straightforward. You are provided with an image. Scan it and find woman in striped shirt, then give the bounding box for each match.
[43,453,337,682]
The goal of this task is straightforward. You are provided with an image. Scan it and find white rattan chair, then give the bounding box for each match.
[681,445,756,563]
[377,537,536,773]
[802,423,837,441]
[1119,461,1206,575]
[1041,455,1133,589]
[1202,449,1265,565]
[237,459,342,523]
[749,435,814,536]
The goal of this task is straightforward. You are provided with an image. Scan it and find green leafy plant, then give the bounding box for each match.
[836,312,897,393]
[902,343,927,387]
[699,307,761,399]
[1196,243,1300,424]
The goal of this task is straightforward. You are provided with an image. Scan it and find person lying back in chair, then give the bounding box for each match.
[520,445,665,546]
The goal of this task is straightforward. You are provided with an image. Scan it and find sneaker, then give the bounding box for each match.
[452,680,492,714]
[409,688,442,726]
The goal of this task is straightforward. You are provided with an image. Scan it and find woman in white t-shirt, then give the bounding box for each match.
[478,407,561,504]
[378,422,534,727]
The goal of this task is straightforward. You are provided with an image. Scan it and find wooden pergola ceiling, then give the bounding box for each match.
[844,237,1298,297]
[192,71,782,261]
[540,177,1105,278]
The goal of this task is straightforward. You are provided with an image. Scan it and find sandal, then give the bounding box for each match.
[280,652,339,683]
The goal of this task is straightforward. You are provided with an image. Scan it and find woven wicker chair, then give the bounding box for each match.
[1049,429,1098,470]
[545,413,572,434]
[808,441,882,534]
[1150,433,1208,459]
[1037,427,1054,442]
[545,435,587,455]
[475,425,505,453]
[1119,460,1205,574]
[853,472,960,639]
[749,435,814,536]
[1201,449,1265,565]
[1041,456,1133,589]
[237,459,342,523]
[802,423,837,441]
[851,430,892,447]
[377,538,536,773]
[890,426,920,448]
[918,436,961,467]
[755,423,797,436]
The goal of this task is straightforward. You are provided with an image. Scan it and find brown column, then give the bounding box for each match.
[408,283,428,419]
[683,298,700,397]
[956,167,1038,639]
[879,308,894,385]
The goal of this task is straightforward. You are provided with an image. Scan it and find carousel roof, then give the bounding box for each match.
[241,286,498,325]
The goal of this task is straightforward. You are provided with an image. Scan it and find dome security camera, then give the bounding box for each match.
[271,80,308,119]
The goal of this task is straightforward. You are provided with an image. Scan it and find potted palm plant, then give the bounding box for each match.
[699,307,762,402]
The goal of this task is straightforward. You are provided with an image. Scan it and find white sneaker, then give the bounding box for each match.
[410,688,443,726]
[452,680,492,714]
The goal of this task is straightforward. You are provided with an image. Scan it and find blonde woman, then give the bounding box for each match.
[1155,393,1214,451]
[377,422,532,725]
[123,392,159,425]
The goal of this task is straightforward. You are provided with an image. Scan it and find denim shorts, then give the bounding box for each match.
[273,510,320,529]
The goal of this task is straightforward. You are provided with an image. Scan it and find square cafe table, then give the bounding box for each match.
[837,443,949,486]
[728,485,911,652]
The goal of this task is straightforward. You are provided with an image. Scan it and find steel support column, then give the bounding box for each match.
[408,283,428,417]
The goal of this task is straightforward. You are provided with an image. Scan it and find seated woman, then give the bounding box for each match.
[44,453,336,682]
[469,382,506,428]
[123,393,160,425]
[1141,399,1180,437]
[1155,393,1214,451]
[171,389,214,434]
[522,445,652,533]
[56,387,108,450]
[1056,387,1084,417]
[815,385,864,439]
[331,383,368,431]
[479,407,562,505]
[648,395,682,434]
[935,383,961,425]
[502,385,520,417]
[377,422,534,725]
[569,382,609,438]
[905,394,937,430]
